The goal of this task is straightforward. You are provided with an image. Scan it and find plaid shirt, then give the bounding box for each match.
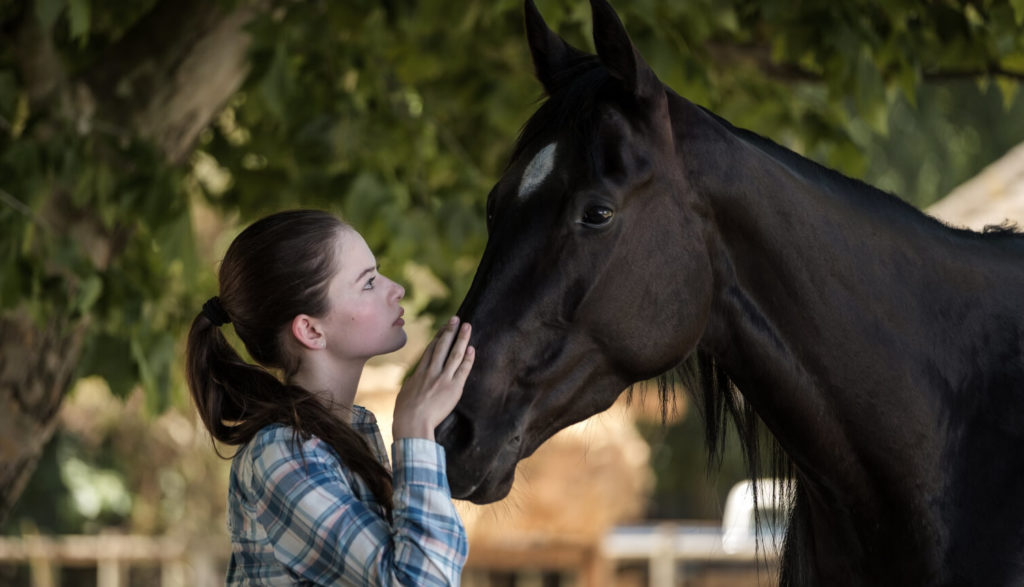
[225,406,468,586]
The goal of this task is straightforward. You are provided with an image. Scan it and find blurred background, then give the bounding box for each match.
[1,0,1023,585]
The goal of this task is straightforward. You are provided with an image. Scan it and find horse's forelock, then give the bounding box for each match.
[511,56,624,168]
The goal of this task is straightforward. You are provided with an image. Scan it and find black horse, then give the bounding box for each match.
[436,1,1024,584]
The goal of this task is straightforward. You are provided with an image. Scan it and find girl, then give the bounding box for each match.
[186,209,472,585]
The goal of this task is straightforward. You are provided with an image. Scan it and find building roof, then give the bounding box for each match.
[927,142,1024,229]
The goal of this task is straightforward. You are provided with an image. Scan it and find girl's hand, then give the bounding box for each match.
[393,316,475,441]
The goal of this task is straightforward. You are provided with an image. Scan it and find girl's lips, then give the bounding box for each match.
[394,309,405,326]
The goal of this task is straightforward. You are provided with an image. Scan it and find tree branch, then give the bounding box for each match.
[82,0,263,162]
[704,41,820,82]
[10,6,65,107]
[921,66,1024,82]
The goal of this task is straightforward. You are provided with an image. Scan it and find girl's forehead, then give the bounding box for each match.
[335,228,375,275]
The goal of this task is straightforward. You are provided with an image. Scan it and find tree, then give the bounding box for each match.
[1,0,258,524]
[2,0,1022,524]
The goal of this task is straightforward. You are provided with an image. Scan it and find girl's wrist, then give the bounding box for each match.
[393,421,435,441]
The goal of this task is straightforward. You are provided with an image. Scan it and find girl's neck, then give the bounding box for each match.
[288,357,365,421]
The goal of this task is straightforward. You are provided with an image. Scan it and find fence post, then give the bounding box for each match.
[25,534,56,587]
[161,560,188,587]
[97,557,123,587]
[28,557,56,587]
[189,548,222,587]
[648,523,676,587]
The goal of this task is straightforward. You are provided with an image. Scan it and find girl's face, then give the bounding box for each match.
[320,228,407,360]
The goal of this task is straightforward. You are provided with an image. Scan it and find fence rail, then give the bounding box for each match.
[0,534,227,587]
[0,524,777,587]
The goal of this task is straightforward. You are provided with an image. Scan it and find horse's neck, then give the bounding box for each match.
[676,104,1024,579]
[679,101,1024,500]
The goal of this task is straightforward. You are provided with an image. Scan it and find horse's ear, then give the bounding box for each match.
[525,0,587,94]
[589,0,661,101]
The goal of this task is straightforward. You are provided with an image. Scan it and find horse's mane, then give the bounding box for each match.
[702,107,946,225]
[704,107,1024,242]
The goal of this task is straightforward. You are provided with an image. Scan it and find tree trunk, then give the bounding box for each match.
[0,315,88,522]
[83,0,257,163]
[0,0,257,524]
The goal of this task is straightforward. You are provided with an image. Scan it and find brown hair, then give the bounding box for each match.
[185,209,393,514]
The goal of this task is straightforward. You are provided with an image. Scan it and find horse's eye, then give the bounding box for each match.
[580,205,614,227]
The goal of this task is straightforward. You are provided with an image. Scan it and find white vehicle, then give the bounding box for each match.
[721,478,794,555]
[602,478,795,585]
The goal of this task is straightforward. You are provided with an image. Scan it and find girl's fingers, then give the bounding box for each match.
[453,345,475,385]
[414,336,439,375]
[443,323,472,376]
[430,316,460,373]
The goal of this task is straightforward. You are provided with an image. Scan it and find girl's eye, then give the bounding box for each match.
[364,277,376,290]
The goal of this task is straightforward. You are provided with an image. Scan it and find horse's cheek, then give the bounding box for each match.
[649,256,713,371]
[587,249,711,378]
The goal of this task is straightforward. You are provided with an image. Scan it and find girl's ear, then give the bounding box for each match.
[291,314,326,350]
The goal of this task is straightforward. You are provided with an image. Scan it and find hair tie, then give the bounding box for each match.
[202,296,231,327]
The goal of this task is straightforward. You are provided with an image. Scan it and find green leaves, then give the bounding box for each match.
[34,0,65,31]
[1013,0,1024,25]
[2,0,1022,422]
[66,0,90,43]
[33,0,90,44]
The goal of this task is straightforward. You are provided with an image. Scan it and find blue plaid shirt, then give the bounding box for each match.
[225,406,468,585]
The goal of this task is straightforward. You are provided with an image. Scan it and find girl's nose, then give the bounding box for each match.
[392,279,405,301]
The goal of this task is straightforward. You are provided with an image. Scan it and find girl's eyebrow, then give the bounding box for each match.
[353,264,380,284]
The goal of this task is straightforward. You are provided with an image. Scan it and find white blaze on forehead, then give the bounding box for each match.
[517,142,557,199]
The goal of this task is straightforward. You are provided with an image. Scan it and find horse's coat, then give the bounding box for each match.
[436,1,1024,585]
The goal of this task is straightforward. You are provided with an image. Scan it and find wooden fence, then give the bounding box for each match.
[0,524,775,587]
[0,534,226,587]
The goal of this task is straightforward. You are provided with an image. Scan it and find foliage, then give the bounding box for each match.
[4,0,1024,408]
[1,0,1023,532]
[862,79,1024,208]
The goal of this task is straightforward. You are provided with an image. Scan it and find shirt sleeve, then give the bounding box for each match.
[247,431,468,586]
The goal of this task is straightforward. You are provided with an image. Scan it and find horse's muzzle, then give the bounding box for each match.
[435,408,522,503]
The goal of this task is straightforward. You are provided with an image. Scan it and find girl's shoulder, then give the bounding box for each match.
[246,423,327,461]
[232,425,353,495]
[349,405,381,435]
[249,422,294,446]
[232,424,329,477]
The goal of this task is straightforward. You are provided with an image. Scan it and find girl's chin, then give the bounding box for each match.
[389,330,409,352]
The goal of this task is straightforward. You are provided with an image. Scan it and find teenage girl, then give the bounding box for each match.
[186,209,472,585]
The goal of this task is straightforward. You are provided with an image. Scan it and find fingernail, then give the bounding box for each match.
[450,316,459,326]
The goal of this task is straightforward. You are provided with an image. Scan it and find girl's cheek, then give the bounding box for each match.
[345,305,373,324]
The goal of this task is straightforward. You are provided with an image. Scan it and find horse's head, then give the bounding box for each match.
[437,0,714,503]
